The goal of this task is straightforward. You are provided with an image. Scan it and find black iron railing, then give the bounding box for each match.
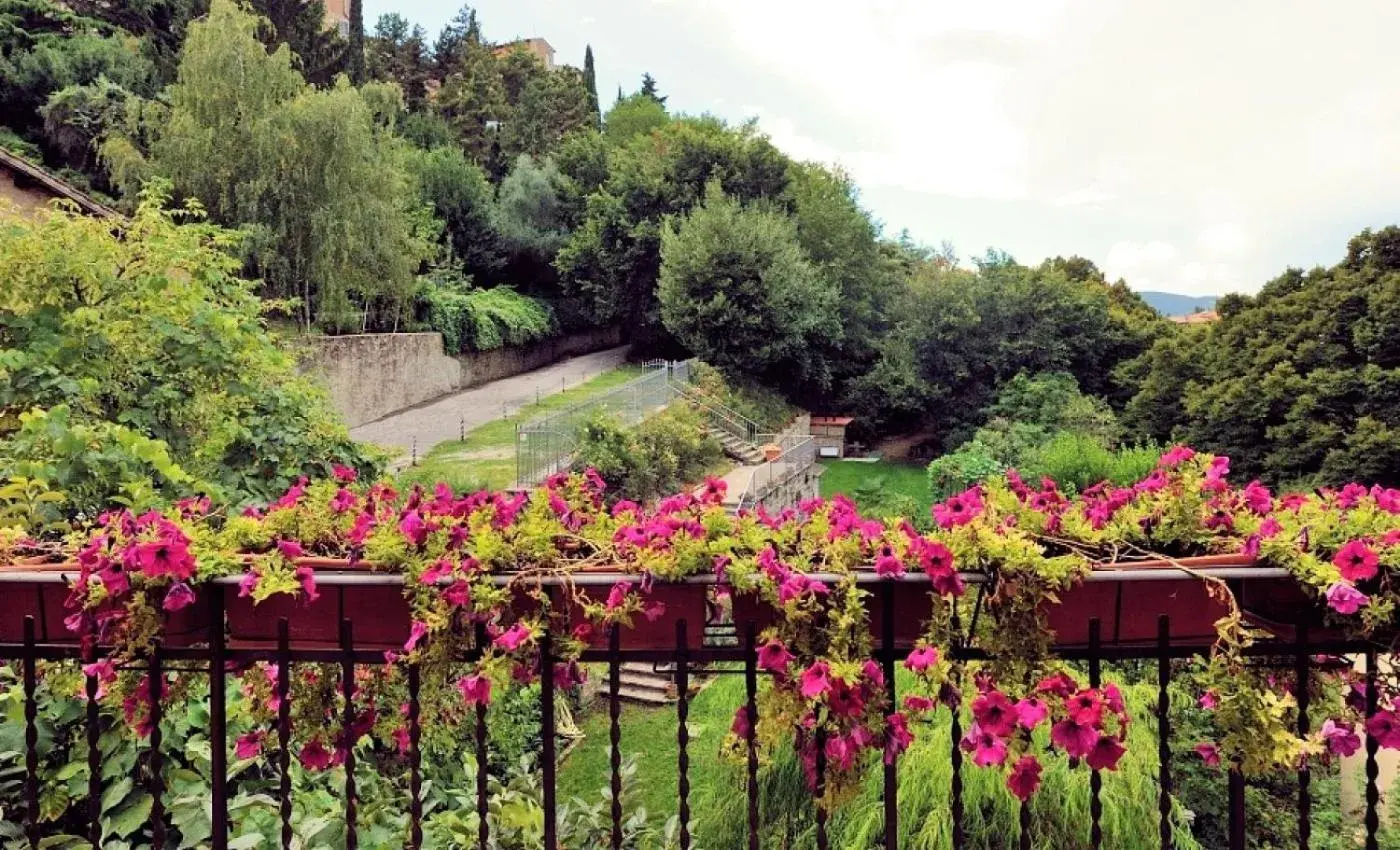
[0,578,1386,850]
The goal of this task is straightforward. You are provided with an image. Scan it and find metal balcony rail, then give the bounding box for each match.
[734,434,817,513]
[0,566,1372,850]
[514,360,695,487]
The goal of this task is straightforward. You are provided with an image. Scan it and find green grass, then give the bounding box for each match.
[819,459,933,520]
[397,365,646,491]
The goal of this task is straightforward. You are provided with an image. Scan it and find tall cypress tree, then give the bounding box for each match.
[347,0,365,84]
[583,44,600,128]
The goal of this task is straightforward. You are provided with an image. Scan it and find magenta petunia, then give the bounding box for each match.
[1050,719,1098,759]
[1086,735,1127,771]
[275,539,304,561]
[605,581,633,612]
[1194,743,1221,768]
[162,582,196,613]
[960,725,1008,767]
[332,464,359,483]
[731,705,752,738]
[1015,697,1049,730]
[1007,755,1043,801]
[1365,710,1400,749]
[1325,582,1369,615]
[457,673,492,706]
[295,566,319,603]
[1065,688,1105,726]
[972,690,1017,738]
[904,645,939,674]
[1321,719,1361,757]
[799,661,832,700]
[235,731,266,760]
[1334,540,1380,582]
[757,639,795,675]
[885,712,913,765]
[494,622,532,652]
[404,620,429,653]
[329,488,356,513]
[299,738,334,771]
[903,695,935,713]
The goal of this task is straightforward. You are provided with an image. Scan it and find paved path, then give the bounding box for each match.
[350,345,631,455]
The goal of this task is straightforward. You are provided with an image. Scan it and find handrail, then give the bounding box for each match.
[734,434,817,512]
[673,384,760,445]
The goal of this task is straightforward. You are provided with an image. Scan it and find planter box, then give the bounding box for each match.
[226,563,411,650]
[0,580,71,644]
[569,582,711,650]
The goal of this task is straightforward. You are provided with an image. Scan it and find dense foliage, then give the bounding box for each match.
[0,186,377,520]
[1128,226,1400,488]
[571,405,724,503]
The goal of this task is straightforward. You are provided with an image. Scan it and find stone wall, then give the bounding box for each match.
[300,326,625,427]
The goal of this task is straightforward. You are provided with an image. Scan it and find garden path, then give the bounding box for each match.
[350,345,631,457]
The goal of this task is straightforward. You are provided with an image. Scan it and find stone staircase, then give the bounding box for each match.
[707,427,765,465]
[616,662,677,705]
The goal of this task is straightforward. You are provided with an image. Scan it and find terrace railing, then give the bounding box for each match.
[734,433,817,513]
[0,565,1370,850]
[514,360,695,487]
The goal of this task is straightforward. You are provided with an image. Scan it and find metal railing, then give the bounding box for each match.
[514,360,695,487]
[735,434,817,513]
[673,384,760,446]
[0,567,1378,850]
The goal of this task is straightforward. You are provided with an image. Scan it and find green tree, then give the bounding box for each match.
[557,116,789,350]
[493,155,570,290]
[603,92,667,144]
[433,22,505,163]
[639,72,665,105]
[658,183,837,385]
[346,0,364,84]
[502,65,593,158]
[103,0,429,331]
[404,144,503,281]
[367,13,429,107]
[582,44,600,128]
[248,0,345,87]
[39,78,134,173]
[0,184,378,516]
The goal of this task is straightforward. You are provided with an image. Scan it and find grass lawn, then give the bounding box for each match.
[557,673,747,828]
[819,458,933,519]
[397,365,646,491]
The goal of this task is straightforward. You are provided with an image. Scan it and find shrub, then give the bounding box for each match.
[418,271,558,353]
[1020,432,1160,494]
[926,440,1005,501]
[572,406,723,504]
[689,362,796,433]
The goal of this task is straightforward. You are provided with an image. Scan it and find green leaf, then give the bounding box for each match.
[105,792,153,839]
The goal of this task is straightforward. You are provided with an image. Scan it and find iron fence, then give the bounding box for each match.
[514,360,695,488]
[0,568,1382,850]
[735,434,818,512]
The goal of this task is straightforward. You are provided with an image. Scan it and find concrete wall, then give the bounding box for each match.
[300,326,625,428]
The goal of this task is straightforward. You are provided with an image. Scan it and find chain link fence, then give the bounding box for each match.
[514,360,694,487]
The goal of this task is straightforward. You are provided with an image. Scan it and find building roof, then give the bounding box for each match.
[1169,310,1220,325]
[0,148,119,219]
[811,416,855,426]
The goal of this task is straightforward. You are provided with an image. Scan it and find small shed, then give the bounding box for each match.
[810,416,854,458]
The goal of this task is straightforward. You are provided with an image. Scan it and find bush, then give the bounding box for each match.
[572,406,724,504]
[418,272,558,353]
[690,362,796,433]
[1020,432,1160,494]
[927,440,1005,501]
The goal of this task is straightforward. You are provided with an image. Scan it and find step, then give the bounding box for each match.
[617,684,675,704]
[618,672,673,692]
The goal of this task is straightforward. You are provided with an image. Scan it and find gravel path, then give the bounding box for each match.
[350,345,631,456]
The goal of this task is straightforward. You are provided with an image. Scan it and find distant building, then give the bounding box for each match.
[1170,310,1220,325]
[492,38,555,69]
[323,0,349,37]
[0,148,118,219]
[810,417,855,459]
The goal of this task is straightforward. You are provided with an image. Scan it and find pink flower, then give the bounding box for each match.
[1366,710,1400,749]
[904,695,935,713]
[162,582,196,613]
[972,690,1017,738]
[1158,445,1195,467]
[731,706,752,738]
[494,622,532,652]
[81,659,117,700]
[133,537,196,580]
[295,566,319,603]
[1007,755,1043,800]
[1241,480,1273,514]
[961,725,1008,767]
[443,580,471,608]
[1321,719,1361,757]
[1326,582,1369,615]
[1198,690,1218,710]
[1194,743,1221,768]
[757,640,795,675]
[1086,735,1127,771]
[238,571,260,598]
[553,661,585,690]
[874,545,905,578]
[1065,689,1105,726]
[399,512,429,548]
[329,488,356,513]
[605,582,632,612]
[299,738,334,771]
[235,731,265,760]
[885,712,913,764]
[1051,720,1098,759]
[275,539,304,561]
[1015,697,1049,730]
[457,673,493,706]
[904,645,939,674]
[933,488,984,529]
[419,559,453,585]
[799,661,832,700]
[332,464,358,483]
[404,620,429,653]
[1035,671,1077,698]
[1334,540,1380,582]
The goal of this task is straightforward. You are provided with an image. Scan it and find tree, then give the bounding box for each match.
[39,78,134,173]
[639,72,665,105]
[582,44,599,127]
[433,21,504,163]
[556,116,790,351]
[501,65,593,158]
[62,0,206,84]
[346,0,365,84]
[0,184,377,516]
[404,144,502,281]
[493,155,570,290]
[658,183,837,385]
[368,13,429,107]
[432,4,480,78]
[103,0,429,331]
[248,0,345,87]
[602,92,667,145]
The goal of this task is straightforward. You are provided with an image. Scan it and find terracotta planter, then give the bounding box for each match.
[568,581,712,650]
[761,444,782,462]
[0,580,72,644]
[731,591,780,636]
[862,582,936,648]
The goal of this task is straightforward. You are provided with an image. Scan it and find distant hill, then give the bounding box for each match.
[1137,291,1219,317]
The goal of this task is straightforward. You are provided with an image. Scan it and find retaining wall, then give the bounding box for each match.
[299,326,625,428]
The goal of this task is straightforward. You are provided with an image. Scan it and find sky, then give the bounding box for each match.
[367,0,1400,296]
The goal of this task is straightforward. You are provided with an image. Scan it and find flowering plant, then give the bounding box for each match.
[17,445,1400,804]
